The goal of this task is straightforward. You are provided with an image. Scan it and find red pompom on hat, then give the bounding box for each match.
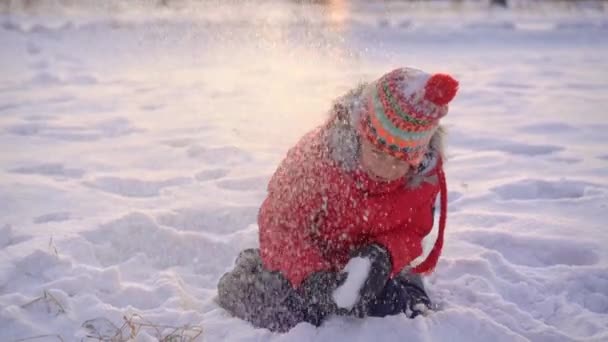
[424,73,459,106]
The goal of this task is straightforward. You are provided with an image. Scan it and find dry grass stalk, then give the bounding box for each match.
[21,290,66,316]
[82,313,203,342]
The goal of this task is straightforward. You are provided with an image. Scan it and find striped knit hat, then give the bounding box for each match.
[359,67,459,162]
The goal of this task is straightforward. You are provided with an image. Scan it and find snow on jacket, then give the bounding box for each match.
[258,88,448,287]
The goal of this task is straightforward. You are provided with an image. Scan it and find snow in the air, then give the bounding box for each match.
[1,0,608,341]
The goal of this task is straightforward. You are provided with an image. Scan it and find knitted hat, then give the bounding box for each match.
[358,67,458,162]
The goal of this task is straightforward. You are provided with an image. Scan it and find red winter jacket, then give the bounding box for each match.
[258,122,448,287]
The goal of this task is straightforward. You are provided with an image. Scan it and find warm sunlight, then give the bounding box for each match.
[327,0,349,30]
[2,1,607,341]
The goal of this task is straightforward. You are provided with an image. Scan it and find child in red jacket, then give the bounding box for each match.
[218,67,458,332]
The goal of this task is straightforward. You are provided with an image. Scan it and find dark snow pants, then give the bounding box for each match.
[216,249,307,332]
[217,248,427,332]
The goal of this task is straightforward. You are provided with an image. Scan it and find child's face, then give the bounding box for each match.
[360,139,420,181]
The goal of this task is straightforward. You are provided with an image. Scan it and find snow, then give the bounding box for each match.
[399,68,431,100]
[332,257,372,310]
[1,0,608,341]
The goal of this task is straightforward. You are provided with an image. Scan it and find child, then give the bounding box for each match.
[217,67,458,332]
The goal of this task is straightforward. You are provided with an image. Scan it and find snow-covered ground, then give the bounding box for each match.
[1,0,608,341]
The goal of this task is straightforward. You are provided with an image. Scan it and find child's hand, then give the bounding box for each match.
[392,273,434,319]
[364,272,434,319]
[299,270,348,325]
[402,284,434,318]
[333,244,392,317]
[298,244,391,322]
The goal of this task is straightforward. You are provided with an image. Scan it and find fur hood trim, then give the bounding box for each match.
[325,83,446,176]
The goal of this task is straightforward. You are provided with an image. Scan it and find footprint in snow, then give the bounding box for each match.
[82,212,249,275]
[5,117,139,141]
[195,168,230,181]
[33,212,71,224]
[449,135,563,157]
[156,205,258,234]
[491,179,603,201]
[558,269,608,314]
[488,81,533,89]
[546,156,581,164]
[23,114,55,122]
[161,138,197,148]
[458,230,599,267]
[140,104,164,111]
[9,163,85,179]
[518,122,578,135]
[187,145,253,165]
[216,175,268,192]
[85,176,192,198]
[597,154,608,161]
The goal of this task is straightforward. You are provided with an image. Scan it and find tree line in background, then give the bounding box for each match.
[1,0,606,13]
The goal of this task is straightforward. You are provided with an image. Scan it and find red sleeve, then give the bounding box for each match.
[374,164,447,277]
[259,193,332,287]
[258,135,334,287]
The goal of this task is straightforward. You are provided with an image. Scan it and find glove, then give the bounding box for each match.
[298,271,347,326]
[396,273,433,318]
[346,244,392,317]
[298,244,392,323]
[366,271,433,319]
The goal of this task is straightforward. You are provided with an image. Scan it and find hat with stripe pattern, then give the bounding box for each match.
[358,68,458,162]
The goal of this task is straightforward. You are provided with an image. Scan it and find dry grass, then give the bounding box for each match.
[48,236,59,257]
[21,290,66,316]
[81,314,204,342]
[14,302,203,342]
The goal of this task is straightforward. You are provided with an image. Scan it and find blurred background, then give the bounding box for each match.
[1,1,608,340]
[2,0,607,148]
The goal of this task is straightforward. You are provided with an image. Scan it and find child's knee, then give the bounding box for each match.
[217,249,306,331]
